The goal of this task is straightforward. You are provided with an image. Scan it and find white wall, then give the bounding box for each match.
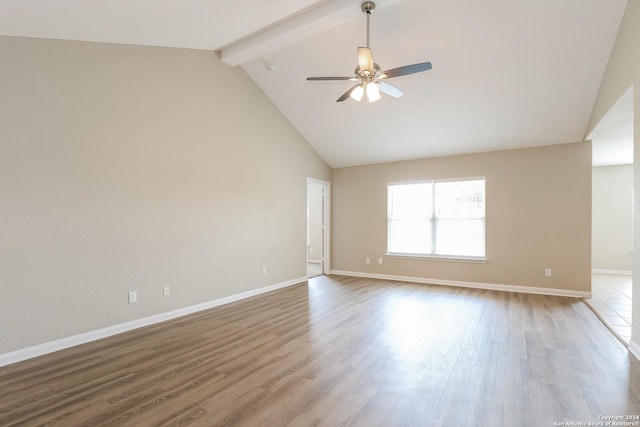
[0,36,330,355]
[592,165,633,272]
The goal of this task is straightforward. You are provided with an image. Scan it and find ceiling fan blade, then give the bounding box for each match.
[358,47,374,74]
[337,84,362,102]
[307,76,355,81]
[377,81,404,98]
[382,62,432,79]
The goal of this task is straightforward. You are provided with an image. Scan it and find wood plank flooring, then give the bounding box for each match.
[1,275,640,426]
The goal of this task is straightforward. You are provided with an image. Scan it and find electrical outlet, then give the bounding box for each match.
[378,257,383,265]
[262,266,268,275]
[163,285,170,296]
[545,269,552,278]
[365,257,371,264]
[128,290,137,304]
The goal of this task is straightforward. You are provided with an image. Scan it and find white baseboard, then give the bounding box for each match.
[0,276,307,368]
[330,270,591,299]
[629,340,640,361]
[592,269,632,276]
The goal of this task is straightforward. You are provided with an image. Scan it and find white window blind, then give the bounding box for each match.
[387,178,486,259]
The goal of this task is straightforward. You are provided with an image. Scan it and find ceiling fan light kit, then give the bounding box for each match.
[307,0,433,103]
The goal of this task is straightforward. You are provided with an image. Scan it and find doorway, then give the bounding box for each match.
[587,86,634,345]
[307,178,330,278]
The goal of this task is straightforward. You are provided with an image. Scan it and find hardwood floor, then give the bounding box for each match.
[1,275,640,426]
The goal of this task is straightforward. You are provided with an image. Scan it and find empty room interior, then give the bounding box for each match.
[1,1,640,426]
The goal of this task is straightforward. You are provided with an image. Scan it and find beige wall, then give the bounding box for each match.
[588,2,640,348]
[592,165,633,272]
[332,142,592,292]
[0,36,330,354]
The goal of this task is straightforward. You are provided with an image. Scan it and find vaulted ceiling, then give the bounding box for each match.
[0,0,628,167]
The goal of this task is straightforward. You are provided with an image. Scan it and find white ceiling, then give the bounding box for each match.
[0,0,629,168]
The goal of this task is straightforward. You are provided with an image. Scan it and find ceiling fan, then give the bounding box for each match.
[306,1,432,103]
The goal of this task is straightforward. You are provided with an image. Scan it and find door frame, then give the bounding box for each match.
[306,177,331,275]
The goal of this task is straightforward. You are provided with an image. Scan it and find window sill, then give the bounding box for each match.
[386,253,488,263]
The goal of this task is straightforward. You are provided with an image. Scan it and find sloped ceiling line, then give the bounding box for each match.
[221,0,408,66]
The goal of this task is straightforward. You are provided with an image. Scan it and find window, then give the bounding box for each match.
[387,178,486,260]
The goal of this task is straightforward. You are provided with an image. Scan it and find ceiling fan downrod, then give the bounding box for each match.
[361,1,376,48]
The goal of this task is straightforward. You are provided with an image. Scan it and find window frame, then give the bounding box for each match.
[386,177,487,262]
